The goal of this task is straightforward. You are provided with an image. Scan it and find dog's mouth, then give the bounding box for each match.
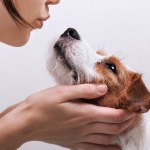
[54,28,80,82]
[52,28,103,84]
[54,43,79,82]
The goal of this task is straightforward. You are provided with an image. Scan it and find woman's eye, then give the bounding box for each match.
[104,62,117,73]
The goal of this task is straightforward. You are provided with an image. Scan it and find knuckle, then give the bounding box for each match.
[25,95,37,104]
[80,107,95,122]
[80,115,90,124]
[26,94,34,101]
[114,111,126,123]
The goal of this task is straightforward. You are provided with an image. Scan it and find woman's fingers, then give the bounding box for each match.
[51,84,107,103]
[84,118,134,135]
[88,105,136,123]
[74,143,121,150]
[82,133,116,145]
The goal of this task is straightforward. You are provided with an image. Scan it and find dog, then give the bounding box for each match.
[47,28,150,150]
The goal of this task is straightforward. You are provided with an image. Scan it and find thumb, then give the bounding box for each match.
[55,84,107,103]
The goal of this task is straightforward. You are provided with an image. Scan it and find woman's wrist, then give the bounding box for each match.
[0,101,31,150]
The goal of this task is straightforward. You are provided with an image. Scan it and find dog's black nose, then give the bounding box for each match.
[61,28,80,40]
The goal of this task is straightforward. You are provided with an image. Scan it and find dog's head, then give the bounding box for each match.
[47,28,150,113]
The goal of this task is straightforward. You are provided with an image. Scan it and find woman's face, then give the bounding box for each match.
[0,0,60,46]
[15,0,60,29]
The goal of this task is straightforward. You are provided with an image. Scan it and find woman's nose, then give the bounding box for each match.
[46,0,60,5]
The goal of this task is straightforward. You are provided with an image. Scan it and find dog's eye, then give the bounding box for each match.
[104,62,117,74]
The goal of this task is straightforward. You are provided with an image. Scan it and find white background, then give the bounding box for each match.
[1,0,150,149]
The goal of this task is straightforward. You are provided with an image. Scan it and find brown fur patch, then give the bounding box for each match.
[93,54,150,113]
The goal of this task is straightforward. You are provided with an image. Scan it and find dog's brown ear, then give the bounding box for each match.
[126,73,150,113]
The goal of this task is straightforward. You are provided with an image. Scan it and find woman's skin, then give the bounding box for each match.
[0,0,136,150]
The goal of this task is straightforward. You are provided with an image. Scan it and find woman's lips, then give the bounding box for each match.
[35,16,50,29]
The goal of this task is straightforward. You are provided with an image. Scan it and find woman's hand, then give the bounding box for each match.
[0,84,135,150]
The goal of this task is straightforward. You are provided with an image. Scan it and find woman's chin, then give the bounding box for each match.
[4,32,31,47]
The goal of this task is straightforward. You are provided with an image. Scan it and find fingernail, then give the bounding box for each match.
[98,84,107,93]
